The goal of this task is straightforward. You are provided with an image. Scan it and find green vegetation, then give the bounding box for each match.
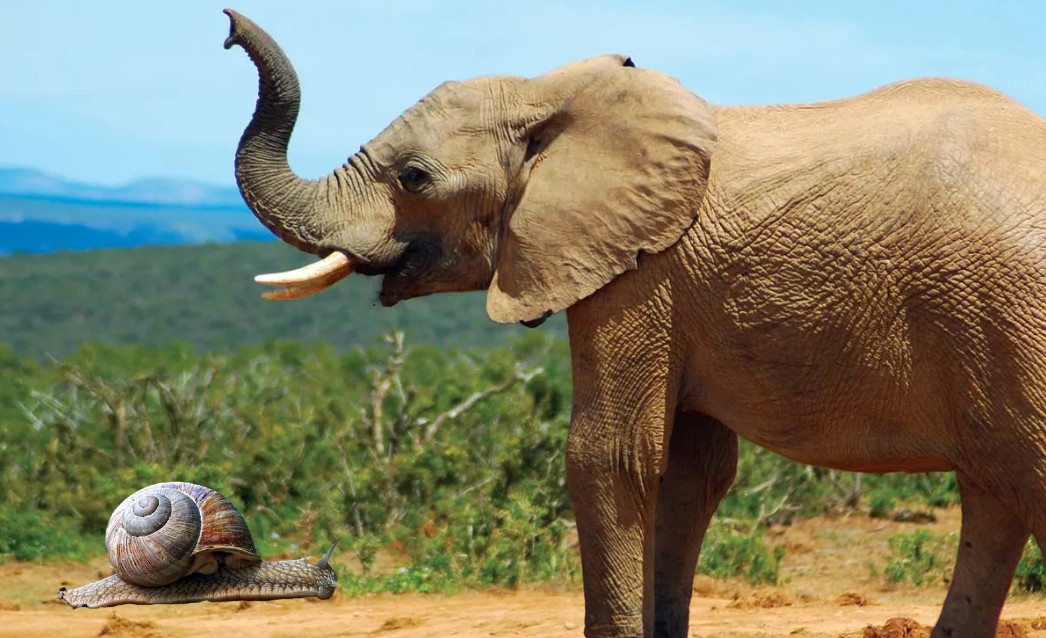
[1,331,578,589]
[1016,540,1046,593]
[0,241,564,359]
[878,531,1045,594]
[883,529,954,587]
[699,523,785,585]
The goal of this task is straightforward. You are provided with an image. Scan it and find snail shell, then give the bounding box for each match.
[105,482,260,587]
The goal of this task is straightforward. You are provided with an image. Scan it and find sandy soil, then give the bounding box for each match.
[3,508,1045,638]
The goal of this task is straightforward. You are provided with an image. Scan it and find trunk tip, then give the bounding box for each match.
[223,8,248,50]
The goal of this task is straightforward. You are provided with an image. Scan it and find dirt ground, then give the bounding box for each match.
[3,508,1045,638]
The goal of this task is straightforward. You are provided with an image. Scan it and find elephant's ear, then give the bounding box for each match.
[486,55,718,324]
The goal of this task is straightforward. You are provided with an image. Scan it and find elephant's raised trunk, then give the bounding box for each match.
[224,9,330,255]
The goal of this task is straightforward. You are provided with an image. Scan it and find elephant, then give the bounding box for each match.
[223,9,1046,638]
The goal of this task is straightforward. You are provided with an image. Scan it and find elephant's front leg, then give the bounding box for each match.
[564,279,690,637]
[566,347,684,638]
[567,402,664,638]
[654,412,737,638]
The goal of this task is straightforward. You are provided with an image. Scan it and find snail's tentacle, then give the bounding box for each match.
[58,557,336,608]
[316,542,338,569]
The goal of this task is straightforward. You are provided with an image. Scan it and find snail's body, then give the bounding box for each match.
[59,551,337,608]
[58,482,338,608]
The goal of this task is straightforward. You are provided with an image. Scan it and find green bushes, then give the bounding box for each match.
[699,522,785,585]
[883,529,954,586]
[878,527,1041,589]
[0,329,1007,593]
[0,332,581,589]
[1015,540,1045,593]
[0,507,94,563]
[880,531,1046,595]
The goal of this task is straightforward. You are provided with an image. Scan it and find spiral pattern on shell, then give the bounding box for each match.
[104,482,259,588]
[106,486,202,587]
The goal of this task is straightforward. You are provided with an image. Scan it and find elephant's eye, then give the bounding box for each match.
[398,166,430,194]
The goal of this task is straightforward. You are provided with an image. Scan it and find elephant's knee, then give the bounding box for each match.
[565,420,662,504]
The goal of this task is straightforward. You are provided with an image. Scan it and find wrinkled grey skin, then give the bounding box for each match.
[225,9,1046,638]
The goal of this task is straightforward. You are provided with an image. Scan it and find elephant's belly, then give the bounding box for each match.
[738,424,957,474]
[720,412,956,474]
[687,374,958,474]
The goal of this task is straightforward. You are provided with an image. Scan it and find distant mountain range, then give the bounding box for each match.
[0,167,272,254]
[0,166,246,208]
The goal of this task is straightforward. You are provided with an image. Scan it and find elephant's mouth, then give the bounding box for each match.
[378,240,442,307]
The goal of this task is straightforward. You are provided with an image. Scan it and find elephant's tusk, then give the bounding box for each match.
[254,252,353,300]
[255,251,353,286]
[259,281,341,301]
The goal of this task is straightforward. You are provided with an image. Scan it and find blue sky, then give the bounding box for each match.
[3,1,1045,187]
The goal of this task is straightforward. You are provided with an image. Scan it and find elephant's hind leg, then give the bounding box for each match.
[654,412,737,638]
[932,479,1029,638]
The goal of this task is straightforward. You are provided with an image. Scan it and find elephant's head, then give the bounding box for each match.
[224,10,717,325]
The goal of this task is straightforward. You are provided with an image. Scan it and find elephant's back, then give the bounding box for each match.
[709,77,1046,196]
[704,76,1046,277]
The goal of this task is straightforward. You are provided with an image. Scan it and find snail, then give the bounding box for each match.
[58,482,337,608]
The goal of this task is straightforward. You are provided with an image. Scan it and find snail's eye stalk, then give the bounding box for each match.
[316,541,339,569]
